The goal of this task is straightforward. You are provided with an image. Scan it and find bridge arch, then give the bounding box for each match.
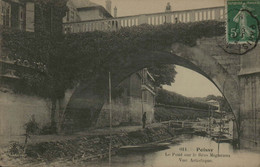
[65,37,240,135]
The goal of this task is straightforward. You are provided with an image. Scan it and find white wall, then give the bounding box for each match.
[0,88,51,136]
[96,96,154,127]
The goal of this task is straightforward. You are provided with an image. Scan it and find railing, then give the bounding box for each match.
[63,6,225,34]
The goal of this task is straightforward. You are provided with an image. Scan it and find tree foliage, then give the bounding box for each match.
[156,88,217,110]
[155,106,221,122]
[148,64,177,87]
[3,20,224,98]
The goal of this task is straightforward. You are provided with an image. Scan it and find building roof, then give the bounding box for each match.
[70,0,100,9]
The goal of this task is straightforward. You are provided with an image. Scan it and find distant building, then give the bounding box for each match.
[97,68,156,127]
[63,0,112,23]
[63,0,113,33]
[207,100,220,113]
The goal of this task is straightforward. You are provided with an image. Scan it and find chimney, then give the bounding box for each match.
[106,0,112,14]
[114,6,117,17]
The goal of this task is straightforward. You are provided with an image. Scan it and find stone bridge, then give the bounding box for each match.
[65,35,241,131]
[62,6,245,136]
[63,6,225,33]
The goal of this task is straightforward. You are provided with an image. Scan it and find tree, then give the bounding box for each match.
[148,64,177,87]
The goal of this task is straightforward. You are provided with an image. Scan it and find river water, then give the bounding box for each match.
[86,134,260,167]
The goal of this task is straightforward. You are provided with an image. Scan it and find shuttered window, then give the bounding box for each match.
[26,2,34,32]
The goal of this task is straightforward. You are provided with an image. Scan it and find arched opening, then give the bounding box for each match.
[96,64,235,139]
[65,48,239,139]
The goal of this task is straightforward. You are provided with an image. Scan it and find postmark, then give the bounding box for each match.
[219,0,260,55]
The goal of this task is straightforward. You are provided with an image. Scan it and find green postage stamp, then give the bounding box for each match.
[226,0,260,44]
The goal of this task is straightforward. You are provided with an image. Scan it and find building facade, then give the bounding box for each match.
[97,68,156,127]
[0,0,66,33]
[0,0,26,31]
[0,0,66,136]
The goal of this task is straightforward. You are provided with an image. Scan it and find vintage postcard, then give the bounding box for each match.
[0,0,259,167]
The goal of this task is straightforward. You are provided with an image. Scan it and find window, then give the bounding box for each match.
[142,91,148,102]
[66,11,70,21]
[20,10,23,20]
[99,10,103,18]
[71,11,74,21]
[3,6,10,27]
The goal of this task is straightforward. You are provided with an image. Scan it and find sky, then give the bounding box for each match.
[91,0,224,97]
[92,0,225,17]
[163,66,222,97]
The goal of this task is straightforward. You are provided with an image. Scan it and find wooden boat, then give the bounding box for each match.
[194,130,208,136]
[119,142,170,152]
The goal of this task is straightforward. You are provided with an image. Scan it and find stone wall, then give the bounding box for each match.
[96,72,155,128]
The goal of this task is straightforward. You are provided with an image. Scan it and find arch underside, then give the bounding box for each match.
[65,43,240,132]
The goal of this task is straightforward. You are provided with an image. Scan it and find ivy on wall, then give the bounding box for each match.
[2,20,225,98]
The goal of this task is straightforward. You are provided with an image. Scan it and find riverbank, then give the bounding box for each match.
[0,124,176,166]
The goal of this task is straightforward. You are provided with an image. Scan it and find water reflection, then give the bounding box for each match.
[87,135,260,167]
